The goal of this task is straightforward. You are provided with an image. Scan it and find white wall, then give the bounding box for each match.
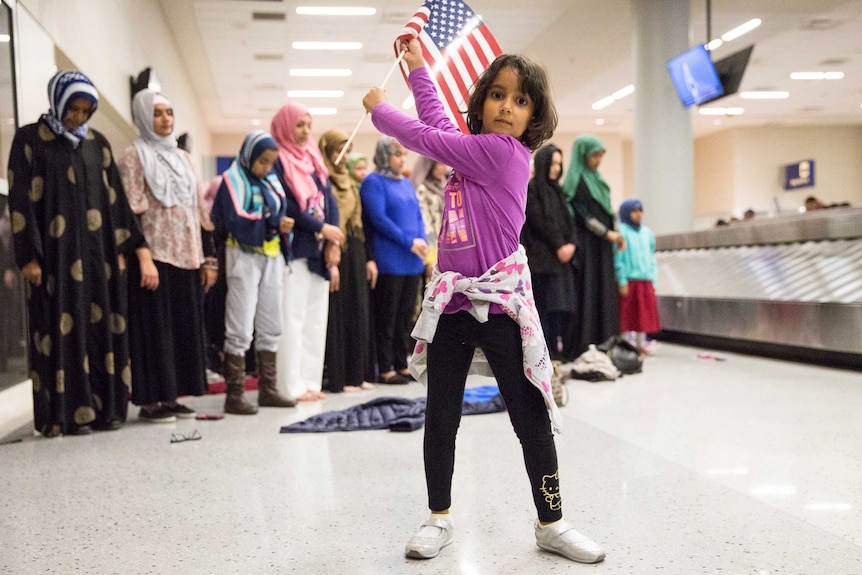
[695,130,736,221]
[15,0,211,161]
[733,126,862,215]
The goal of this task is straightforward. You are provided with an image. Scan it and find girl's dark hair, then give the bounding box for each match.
[466,54,558,151]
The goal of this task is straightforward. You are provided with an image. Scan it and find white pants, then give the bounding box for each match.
[223,247,285,356]
[277,259,329,397]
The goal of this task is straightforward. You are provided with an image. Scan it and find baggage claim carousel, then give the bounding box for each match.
[655,207,862,369]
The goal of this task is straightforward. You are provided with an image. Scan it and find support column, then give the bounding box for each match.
[631,0,694,234]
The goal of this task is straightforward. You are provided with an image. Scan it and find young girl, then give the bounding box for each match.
[362,39,605,564]
[521,144,577,360]
[211,130,296,414]
[614,199,660,351]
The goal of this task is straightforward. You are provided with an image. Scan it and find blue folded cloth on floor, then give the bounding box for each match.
[280,388,505,433]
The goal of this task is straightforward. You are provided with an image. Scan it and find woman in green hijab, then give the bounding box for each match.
[562,134,626,358]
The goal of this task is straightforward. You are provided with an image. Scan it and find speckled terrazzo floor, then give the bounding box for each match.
[1,343,861,574]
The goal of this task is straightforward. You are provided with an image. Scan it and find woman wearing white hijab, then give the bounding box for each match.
[119,89,217,423]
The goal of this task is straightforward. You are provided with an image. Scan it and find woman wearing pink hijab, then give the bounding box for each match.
[271,102,345,402]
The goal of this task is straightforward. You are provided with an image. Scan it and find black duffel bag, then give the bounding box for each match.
[596,336,643,375]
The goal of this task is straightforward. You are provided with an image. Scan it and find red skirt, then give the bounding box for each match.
[618,280,661,333]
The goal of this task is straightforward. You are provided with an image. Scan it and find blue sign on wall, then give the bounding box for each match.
[784,159,815,190]
[216,156,233,176]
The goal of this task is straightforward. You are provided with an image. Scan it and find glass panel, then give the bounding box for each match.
[0,2,27,392]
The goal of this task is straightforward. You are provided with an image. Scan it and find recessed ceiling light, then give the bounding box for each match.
[307,107,338,115]
[0,34,10,42]
[740,91,789,99]
[721,18,761,42]
[287,90,344,98]
[292,42,363,50]
[289,69,352,77]
[296,6,376,16]
[251,119,261,126]
[790,71,844,80]
[595,119,605,126]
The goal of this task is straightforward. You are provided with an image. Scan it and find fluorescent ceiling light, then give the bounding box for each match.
[698,107,744,115]
[289,69,352,77]
[595,119,605,125]
[296,6,376,16]
[308,107,338,115]
[287,90,344,98]
[740,91,789,99]
[591,96,615,111]
[292,42,362,50]
[721,18,761,42]
[790,71,844,80]
[251,119,261,126]
[612,85,635,99]
[705,39,723,51]
[0,34,10,42]
[591,84,634,111]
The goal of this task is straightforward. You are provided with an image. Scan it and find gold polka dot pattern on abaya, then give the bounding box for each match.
[60,312,73,335]
[29,175,43,202]
[11,211,25,233]
[74,406,95,425]
[87,209,102,231]
[114,228,131,246]
[38,124,55,141]
[70,259,84,282]
[48,215,66,238]
[109,313,126,335]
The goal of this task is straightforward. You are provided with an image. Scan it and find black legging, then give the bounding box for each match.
[424,311,563,523]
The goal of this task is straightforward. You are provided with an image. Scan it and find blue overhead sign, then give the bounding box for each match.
[784,159,815,190]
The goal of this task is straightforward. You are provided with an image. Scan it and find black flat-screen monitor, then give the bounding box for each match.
[701,44,755,104]
[666,44,724,107]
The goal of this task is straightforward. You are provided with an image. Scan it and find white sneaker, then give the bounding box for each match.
[405,515,454,559]
[534,519,605,563]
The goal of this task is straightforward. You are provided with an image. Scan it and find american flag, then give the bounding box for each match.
[395,0,502,133]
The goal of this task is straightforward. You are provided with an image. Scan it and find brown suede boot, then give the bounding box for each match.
[223,353,258,415]
[256,350,296,407]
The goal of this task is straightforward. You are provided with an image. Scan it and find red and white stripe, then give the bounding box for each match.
[394,4,502,133]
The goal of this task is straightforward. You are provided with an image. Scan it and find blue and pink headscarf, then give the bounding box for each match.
[41,70,99,148]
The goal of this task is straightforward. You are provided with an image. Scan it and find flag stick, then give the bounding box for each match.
[334,49,407,166]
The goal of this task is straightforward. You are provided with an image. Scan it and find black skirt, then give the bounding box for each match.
[324,231,374,391]
[127,258,208,405]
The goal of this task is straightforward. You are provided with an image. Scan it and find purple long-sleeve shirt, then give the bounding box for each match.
[371,66,531,314]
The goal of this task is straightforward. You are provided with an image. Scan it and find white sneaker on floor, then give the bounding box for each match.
[404,515,454,559]
[534,519,605,563]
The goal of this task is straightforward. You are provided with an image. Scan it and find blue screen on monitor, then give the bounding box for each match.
[666,44,724,107]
